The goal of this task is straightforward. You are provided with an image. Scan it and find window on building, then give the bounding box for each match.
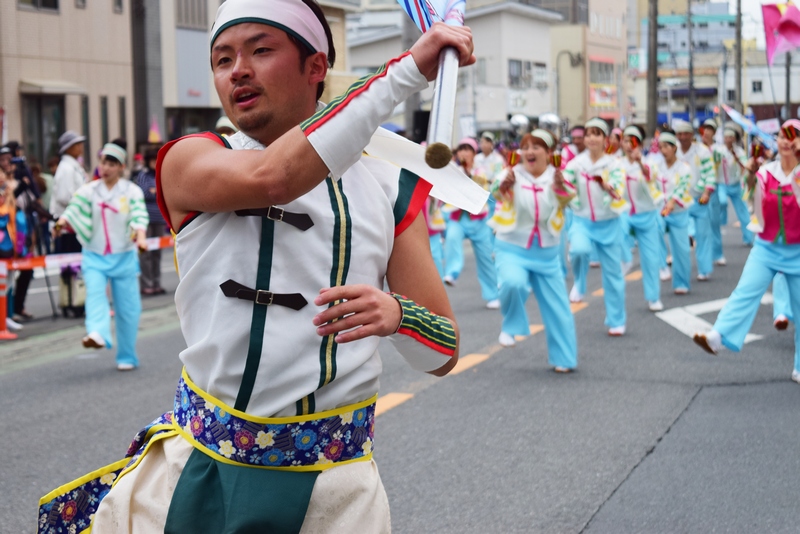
[18,0,58,10]
[477,58,487,85]
[698,41,709,49]
[589,61,614,85]
[727,89,735,102]
[100,96,109,145]
[81,96,91,168]
[118,96,127,139]
[533,63,547,86]
[752,80,763,93]
[177,0,208,30]
[22,95,65,167]
[729,22,736,27]
[114,0,123,13]
[75,0,85,8]
[508,59,533,89]
[698,22,708,28]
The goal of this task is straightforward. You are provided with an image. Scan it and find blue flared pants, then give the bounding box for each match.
[444,214,498,302]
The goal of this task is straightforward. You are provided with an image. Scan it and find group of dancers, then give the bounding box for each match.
[432,116,800,382]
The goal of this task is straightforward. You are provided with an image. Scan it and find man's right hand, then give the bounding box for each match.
[409,23,476,81]
[498,167,516,196]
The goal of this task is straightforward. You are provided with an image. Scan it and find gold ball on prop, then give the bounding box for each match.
[425,143,453,169]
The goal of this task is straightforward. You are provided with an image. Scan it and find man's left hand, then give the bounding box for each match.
[699,191,710,205]
[313,285,402,343]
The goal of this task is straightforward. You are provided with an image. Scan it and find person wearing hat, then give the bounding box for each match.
[716,125,754,250]
[215,115,238,136]
[655,129,694,294]
[695,119,800,386]
[562,117,628,335]
[674,119,716,281]
[490,129,577,371]
[443,137,500,308]
[54,142,149,371]
[38,1,473,530]
[620,125,665,311]
[51,130,88,254]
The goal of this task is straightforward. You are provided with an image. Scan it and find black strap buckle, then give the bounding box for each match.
[266,206,284,222]
[255,289,274,306]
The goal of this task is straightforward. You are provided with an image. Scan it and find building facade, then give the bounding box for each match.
[349,2,562,141]
[0,0,135,168]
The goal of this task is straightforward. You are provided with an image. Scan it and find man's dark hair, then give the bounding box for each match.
[288,0,336,101]
[110,138,128,151]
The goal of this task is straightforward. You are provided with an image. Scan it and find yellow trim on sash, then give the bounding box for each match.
[171,420,373,472]
[181,367,377,424]
[112,427,179,489]
[38,457,131,507]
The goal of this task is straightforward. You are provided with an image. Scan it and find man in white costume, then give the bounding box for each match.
[38,0,472,532]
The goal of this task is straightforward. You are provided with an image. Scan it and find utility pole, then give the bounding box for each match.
[735,0,742,111]
[688,0,696,125]
[787,52,792,120]
[402,16,422,140]
[647,0,658,136]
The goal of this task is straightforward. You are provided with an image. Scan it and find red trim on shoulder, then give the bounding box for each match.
[303,52,412,137]
[156,132,224,232]
[395,178,432,238]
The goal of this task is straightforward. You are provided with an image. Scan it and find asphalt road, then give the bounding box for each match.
[2,223,798,533]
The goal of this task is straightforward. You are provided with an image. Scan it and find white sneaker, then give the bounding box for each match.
[443,275,456,286]
[569,285,583,303]
[117,363,136,371]
[697,273,709,281]
[674,287,688,295]
[82,332,105,349]
[714,257,727,266]
[621,261,633,276]
[486,299,500,310]
[792,370,800,384]
[498,332,516,347]
[648,300,664,312]
[608,325,626,336]
[5,317,22,331]
[774,315,790,331]
[693,330,722,355]
[589,261,601,268]
[659,267,672,281]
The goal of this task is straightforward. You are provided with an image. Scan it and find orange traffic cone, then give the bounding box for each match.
[0,262,18,340]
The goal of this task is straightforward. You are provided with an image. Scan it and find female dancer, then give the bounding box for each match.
[443,138,500,308]
[563,118,628,335]
[694,120,800,384]
[491,129,577,371]
[620,126,665,311]
[56,142,149,370]
[655,131,694,294]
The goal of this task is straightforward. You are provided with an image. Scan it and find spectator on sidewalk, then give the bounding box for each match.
[133,146,166,295]
[51,131,88,254]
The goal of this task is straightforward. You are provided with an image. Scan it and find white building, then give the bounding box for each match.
[718,50,798,123]
[348,2,563,141]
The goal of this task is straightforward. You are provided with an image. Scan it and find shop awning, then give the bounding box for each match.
[18,79,87,95]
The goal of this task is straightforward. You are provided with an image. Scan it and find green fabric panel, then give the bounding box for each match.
[235,217,275,412]
[165,448,319,534]
[393,169,421,228]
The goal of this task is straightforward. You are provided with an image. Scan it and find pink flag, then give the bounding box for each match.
[763,1,800,65]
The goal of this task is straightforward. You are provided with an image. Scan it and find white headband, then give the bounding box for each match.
[673,120,694,134]
[623,126,642,141]
[585,118,609,137]
[531,129,555,148]
[100,143,127,163]
[210,0,329,57]
[723,129,737,138]
[659,133,678,146]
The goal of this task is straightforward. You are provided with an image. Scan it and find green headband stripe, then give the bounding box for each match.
[211,18,317,53]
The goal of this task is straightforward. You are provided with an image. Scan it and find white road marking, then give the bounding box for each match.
[656,293,773,344]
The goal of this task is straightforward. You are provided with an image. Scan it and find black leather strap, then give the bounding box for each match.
[235,206,314,231]
[220,279,308,311]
